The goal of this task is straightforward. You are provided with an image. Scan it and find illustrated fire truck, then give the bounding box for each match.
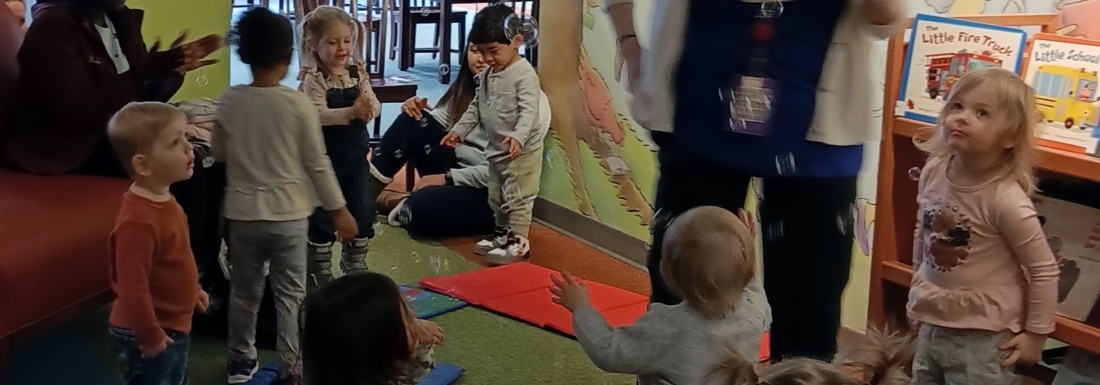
[925,50,1003,100]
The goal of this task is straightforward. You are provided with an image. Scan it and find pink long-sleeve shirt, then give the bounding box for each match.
[908,156,1059,335]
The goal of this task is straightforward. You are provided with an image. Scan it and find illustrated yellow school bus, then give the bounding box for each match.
[1032,65,1099,130]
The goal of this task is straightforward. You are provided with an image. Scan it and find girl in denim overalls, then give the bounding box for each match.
[297,6,379,288]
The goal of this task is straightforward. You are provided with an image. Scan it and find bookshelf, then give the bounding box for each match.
[868,13,1100,356]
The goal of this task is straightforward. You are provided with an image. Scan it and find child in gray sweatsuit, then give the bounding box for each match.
[442,4,549,265]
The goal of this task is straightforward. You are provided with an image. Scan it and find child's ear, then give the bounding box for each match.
[131,154,152,177]
[511,33,524,47]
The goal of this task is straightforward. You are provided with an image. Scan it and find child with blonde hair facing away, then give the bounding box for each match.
[301,272,445,385]
[297,6,380,288]
[214,8,358,385]
[105,102,209,385]
[551,206,771,385]
[908,67,1059,385]
[441,4,551,265]
[713,325,916,385]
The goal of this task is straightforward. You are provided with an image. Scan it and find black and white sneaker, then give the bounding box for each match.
[227,358,259,384]
[486,232,530,265]
[475,226,509,256]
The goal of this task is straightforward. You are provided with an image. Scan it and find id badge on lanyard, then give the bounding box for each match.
[727,0,785,137]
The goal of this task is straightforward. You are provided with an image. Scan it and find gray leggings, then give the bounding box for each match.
[911,324,1021,385]
[226,219,308,376]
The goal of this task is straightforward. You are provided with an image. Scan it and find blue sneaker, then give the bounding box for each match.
[227,358,259,384]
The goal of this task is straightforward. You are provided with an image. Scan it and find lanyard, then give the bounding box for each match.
[746,0,784,77]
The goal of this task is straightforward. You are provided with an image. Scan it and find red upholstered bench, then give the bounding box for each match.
[0,170,128,375]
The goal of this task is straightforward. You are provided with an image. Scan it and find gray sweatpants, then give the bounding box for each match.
[226,219,308,376]
[911,324,1021,385]
[487,147,543,238]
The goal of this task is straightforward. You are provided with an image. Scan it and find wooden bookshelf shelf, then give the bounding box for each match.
[879,261,1100,355]
[869,13,1100,364]
[893,118,1100,184]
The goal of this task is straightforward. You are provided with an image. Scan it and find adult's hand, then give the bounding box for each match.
[615,35,642,93]
[401,97,431,120]
[151,31,222,74]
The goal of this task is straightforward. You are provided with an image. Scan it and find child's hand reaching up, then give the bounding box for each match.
[1000,331,1046,366]
[550,271,591,312]
[440,131,461,149]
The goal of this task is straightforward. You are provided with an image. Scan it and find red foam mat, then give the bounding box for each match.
[419,262,770,362]
[419,262,557,304]
[479,280,648,331]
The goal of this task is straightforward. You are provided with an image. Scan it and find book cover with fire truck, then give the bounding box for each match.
[898,14,1027,123]
[1022,33,1100,156]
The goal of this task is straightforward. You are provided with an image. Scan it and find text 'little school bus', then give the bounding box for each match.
[1033,65,1099,130]
[926,50,1003,100]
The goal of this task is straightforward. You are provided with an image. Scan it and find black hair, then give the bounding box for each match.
[300,272,413,385]
[227,7,293,69]
[435,41,479,128]
[467,4,519,45]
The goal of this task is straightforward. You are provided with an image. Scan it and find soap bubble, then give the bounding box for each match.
[908,167,921,181]
[503,13,539,47]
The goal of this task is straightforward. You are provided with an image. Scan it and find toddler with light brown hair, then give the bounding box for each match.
[711,325,916,385]
[551,206,771,385]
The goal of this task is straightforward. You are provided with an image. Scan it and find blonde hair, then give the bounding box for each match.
[832,326,916,385]
[710,326,916,385]
[106,102,186,177]
[711,351,863,385]
[298,6,367,74]
[914,67,1039,195]
[660,206,755,320]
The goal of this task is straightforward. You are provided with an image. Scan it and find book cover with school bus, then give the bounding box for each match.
[897,14,1027,124]
[1022,33,1100,156]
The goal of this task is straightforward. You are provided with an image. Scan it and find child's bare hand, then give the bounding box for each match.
[414,319,445,346]
[353,93,373,121]
[1000,331,1046,366]
[736,209,756,238]
[196,289,210,314]
[908,318,921,333]
[140,336,172,358]
[502,136,522,160]
[440,131,461,148]
[401,97,431,120]
[550,271,590,312]
[331,207,359,241]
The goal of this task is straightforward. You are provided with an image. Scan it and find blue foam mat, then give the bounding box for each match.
[400,285,468,319]
[246,362,464,385]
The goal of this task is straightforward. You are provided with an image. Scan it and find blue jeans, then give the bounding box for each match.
[108,326,190,385]
[308,151,375,243]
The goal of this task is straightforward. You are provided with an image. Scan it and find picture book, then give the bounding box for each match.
[1034,195,1100,322]
[1022,33,1100,155]
[897,14,1028,123]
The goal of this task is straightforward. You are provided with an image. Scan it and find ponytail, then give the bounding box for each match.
[833,326,916,385]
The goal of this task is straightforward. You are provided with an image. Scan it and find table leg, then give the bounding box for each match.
[438,0,452,84]
[400,1,413,71]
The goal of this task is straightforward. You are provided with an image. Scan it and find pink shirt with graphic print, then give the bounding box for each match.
[907,156,1059,335]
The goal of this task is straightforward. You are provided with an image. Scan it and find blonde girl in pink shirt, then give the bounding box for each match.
[909,67,1059,385]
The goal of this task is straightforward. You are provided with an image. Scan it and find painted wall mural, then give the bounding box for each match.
[537,0,1100,331]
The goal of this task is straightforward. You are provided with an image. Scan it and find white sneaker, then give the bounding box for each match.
[387,198,407,227]
[485,233,530,265]
[475,226,509,255]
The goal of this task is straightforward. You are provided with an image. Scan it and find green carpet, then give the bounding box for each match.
[8,224,634,385]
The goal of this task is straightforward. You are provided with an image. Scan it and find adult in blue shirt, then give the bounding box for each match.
[602,0,905,361]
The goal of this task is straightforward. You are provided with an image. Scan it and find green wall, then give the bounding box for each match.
[127,0,231,101]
